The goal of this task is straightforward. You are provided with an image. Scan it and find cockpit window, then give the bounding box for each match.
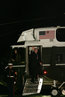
[56,28,65,41]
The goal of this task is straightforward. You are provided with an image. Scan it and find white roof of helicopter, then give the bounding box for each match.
[11,26,65,48]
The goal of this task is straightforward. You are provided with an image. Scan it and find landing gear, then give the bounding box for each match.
[61,88,65,95]
[51,80,60,96]
[51,87,60,96]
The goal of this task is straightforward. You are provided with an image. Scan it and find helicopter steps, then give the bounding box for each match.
[22,78,43,96]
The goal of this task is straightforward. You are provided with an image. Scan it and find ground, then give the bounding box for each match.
[0,95,65,97]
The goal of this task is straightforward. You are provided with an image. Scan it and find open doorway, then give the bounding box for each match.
[28,46,42,76]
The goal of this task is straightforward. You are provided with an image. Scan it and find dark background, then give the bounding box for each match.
[0,1,65,60]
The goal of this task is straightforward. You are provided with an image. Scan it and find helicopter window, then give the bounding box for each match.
[56,28,65,41]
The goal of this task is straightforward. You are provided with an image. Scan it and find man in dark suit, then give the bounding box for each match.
[29,47,42,83]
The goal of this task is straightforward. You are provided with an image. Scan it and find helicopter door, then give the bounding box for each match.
[28,46,42,75]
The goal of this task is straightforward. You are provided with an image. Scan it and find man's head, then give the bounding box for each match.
[34,48,38,54]
[32,47,35,51]
[8,63,13,69]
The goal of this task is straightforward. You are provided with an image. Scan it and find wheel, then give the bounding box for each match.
[61,88,65,95]
[51,88,60,96]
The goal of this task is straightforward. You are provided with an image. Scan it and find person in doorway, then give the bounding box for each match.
[11,48,21,65]
[29,47,42,83]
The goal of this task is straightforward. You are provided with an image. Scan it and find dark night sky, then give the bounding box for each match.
[0,1,65,58]
[0,1,65,21]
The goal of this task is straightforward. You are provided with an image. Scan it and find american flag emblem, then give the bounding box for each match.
[39,30,55,39]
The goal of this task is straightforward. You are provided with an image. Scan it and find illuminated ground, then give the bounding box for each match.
[0,95,65,97]
[0,95,52,97]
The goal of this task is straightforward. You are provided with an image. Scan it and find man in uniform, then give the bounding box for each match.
[6,63,17,97]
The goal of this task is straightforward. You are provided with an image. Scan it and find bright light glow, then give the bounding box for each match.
[42,96,51,97]
[43,70,47,75]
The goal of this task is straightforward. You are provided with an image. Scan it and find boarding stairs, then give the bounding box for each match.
[22,78,43,96]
